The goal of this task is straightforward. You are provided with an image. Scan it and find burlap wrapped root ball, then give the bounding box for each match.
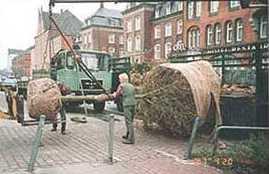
[27,78,61,120]
[131,73,144,86]
[137,61,221,136]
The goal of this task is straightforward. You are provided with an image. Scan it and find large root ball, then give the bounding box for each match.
[137,61,221,136]
[27,78,61,120]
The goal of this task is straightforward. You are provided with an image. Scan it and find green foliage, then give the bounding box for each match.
[192,134,269,174]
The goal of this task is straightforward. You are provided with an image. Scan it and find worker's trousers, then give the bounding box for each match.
[123,105,135,143]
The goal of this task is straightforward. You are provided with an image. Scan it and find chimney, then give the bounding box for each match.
[100,2,104,8]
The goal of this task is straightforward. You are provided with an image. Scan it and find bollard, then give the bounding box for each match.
[185,117,200,159]
[28,115,46,172]
[108,114,115,163]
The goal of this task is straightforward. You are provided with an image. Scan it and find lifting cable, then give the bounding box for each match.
[48,4,109,96]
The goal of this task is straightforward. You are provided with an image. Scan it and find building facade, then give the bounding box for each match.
[80,3,124,57]
[11,46,34,78]
[152,1,184,62]
[33,8,82,71]
[7,49,24,72]
[122,3,155,63]
[122,1,267,63]
[183,1,266,51]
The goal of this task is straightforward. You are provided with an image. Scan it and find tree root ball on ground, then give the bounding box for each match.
[27,78,61,120]
[137,61,221,136]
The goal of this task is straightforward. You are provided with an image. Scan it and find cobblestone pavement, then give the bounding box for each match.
[0,113,222,174]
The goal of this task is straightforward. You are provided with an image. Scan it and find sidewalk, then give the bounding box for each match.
[0,113,222,174]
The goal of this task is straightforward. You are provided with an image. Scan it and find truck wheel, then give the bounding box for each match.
[94,101,105,113]
[65,102,82,113]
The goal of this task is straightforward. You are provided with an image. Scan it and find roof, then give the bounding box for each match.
[122,2,156,15]
[82,7,123,29]
[8,49,24,55]
[92,7,122,19]
[41,9,83,36]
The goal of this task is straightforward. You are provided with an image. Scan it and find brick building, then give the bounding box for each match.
[152,1,184,62]
[183,1,267,51]
[122,2,156,63]
[80,3,124,57]
[33,8,82,71]
[7,49,24,72]
[11,46,34,78]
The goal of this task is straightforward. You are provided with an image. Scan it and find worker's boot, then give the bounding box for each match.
[61,122,66,135]
[122,124,134,144]
[51,123,57,132]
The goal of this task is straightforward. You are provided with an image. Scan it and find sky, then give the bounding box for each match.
[0,0,126,70]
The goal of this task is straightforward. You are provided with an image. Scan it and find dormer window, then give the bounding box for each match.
[166,3,171,15]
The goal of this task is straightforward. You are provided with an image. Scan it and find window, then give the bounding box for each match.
[196,1,201,17]
[188,1,194,19]
[236,19,243,42]
[229,1,240,8]
[135,16,141,31]
[135,35,141,51]
[119,48,124,57]
[188,1,201,19]
[81,53,98,70]
[155,6,161,18]
[206,25,213,46]
[260,16,268,39]
[154,44,161,59]
[188,27,200,49]
[178,1,183,11]
[165,42,172,59]
[166,2,171,15]
[127,37,132,52]
[127,20,132,32]
[177,20,183,34]
[165,23,172,37]
[215,23,221,45]
[209,1,219,13]
[88,32,92,43]
[119,35,124,45]
[108,34,115,44]
[226,21,233,43]
[66,53,75,69]
[155,25,161,39]
[83,34,87,44]
[108,47,115,56]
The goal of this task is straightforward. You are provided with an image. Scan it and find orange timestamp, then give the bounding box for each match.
[193,157,233,166]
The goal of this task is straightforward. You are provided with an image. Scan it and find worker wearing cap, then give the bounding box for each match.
[111,73,136,144]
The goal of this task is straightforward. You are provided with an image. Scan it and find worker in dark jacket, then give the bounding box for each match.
[111,73,136,144]
[51,83,70,135]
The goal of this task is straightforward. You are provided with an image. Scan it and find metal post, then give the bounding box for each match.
[186,117,200,159]
[212,125,269,155]
[108,114,115,163]
[221,54,225,85]
[28,115,46,172]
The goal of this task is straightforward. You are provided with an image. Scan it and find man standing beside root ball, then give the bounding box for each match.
[96,73,136,144]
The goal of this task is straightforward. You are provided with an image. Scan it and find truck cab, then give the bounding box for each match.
[51,49,130,112]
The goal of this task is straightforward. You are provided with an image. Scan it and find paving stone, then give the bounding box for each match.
[0,114,222,174]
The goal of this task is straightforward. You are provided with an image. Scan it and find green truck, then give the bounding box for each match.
[18,49,131,112]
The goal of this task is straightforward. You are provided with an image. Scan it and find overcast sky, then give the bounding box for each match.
[0,0,126,70]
